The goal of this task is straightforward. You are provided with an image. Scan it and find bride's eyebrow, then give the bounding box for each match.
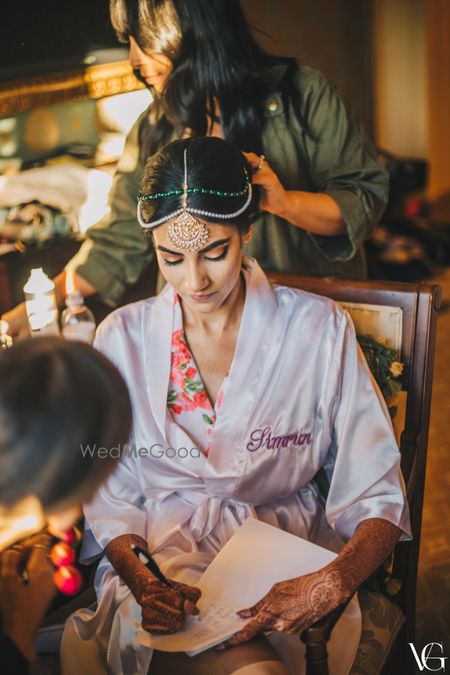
[157,238,231,255]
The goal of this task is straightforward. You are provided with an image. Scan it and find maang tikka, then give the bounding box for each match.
[167,150,209,252]
[137,148,253,252]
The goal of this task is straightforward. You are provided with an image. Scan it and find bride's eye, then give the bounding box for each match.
[203,247,229,262]
[162,258,183,267]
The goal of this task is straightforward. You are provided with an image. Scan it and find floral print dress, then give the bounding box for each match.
[167,292,226,458]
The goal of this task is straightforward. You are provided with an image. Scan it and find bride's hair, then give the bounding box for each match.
[139,136,260,234]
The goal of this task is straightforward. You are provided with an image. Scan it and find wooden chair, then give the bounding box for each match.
[267,272,441,675]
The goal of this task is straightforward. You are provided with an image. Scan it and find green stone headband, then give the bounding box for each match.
[137,186,249,201]
[136,149,252,252]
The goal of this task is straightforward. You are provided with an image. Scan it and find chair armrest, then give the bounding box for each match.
[299,596,353,675]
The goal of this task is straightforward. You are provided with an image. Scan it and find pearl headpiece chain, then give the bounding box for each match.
[136,149,252,251]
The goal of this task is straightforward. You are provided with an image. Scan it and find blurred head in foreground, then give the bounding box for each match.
[0,336,132,549]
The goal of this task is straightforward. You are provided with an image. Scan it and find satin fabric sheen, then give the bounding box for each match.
[61,257,411,675]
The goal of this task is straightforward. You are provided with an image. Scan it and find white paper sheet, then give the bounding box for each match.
[135,518,339,655]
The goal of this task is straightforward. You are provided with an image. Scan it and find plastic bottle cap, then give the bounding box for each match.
[23,268,55,294]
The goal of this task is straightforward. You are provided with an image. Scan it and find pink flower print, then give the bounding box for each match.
[173,352,189,370]
[186,366,196,379]
[167,390,183,414]
[179,356,191,371]
[172,328,184,345]
[194,390,209,408]
[181,391,197,411]
[204,445,210,458]
[216,389,224,409]
[170,368,185,387]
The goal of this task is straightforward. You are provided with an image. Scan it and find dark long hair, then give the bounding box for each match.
[0,337,132,513]
[140,137,260,234]
[110,0,298,157]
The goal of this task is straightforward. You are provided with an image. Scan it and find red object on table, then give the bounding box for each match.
[62,526,82,545]
[53,565,83,596]
[50,541,76,567]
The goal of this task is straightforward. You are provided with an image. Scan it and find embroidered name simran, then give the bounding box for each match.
[246,426,312,453]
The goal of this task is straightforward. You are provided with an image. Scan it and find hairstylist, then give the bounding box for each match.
[4,0,388,338]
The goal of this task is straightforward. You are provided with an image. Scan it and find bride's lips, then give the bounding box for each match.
[188,292,217,303]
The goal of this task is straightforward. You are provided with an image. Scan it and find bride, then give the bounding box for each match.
[62,137,410,675]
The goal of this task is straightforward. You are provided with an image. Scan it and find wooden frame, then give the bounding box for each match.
[0,60,144,117]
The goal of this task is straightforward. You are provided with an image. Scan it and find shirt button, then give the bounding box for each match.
[267,100,278,112]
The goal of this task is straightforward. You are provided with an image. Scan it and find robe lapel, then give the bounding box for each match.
[205,257,278,477]
[143,283,174,438]
[143,257,278,477]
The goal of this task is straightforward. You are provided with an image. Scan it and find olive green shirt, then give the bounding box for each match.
[71,66,388,306]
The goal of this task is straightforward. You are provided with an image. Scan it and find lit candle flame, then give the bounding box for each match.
[66,270,75,297]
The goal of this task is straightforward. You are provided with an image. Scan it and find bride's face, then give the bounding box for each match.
[152,221,253,314]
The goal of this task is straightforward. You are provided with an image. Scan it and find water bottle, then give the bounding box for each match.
[61,290,96,344]
[23,268,59,335]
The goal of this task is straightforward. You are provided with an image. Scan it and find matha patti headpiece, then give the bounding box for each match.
[137,148,252,252]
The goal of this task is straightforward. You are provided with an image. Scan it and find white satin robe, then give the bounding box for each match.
[61,257,411,675]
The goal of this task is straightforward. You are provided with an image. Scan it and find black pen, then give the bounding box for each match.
[131,544,175,589]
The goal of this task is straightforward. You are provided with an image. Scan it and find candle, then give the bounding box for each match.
[66,270,75,296]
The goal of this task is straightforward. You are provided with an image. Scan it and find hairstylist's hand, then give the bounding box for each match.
[0,533,55,662]
[215,566,349,650]
[243,151,288,218]
[137,575,202,634]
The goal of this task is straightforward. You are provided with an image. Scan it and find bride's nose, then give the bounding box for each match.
[183,260,210,293]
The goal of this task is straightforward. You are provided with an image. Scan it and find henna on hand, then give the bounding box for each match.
[216,517,401,650]
[140,579,201,633]
[330,517,401,598]
[105,533,201,633]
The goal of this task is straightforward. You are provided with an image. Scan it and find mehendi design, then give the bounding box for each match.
[105,533,201,633]
[216,518,402,650]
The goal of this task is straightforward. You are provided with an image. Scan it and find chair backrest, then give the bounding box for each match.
[267,272,441,641]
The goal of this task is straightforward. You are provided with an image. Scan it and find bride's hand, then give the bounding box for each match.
[139,577,201,634]
[105,534,201,634]
[215,567,349,650]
